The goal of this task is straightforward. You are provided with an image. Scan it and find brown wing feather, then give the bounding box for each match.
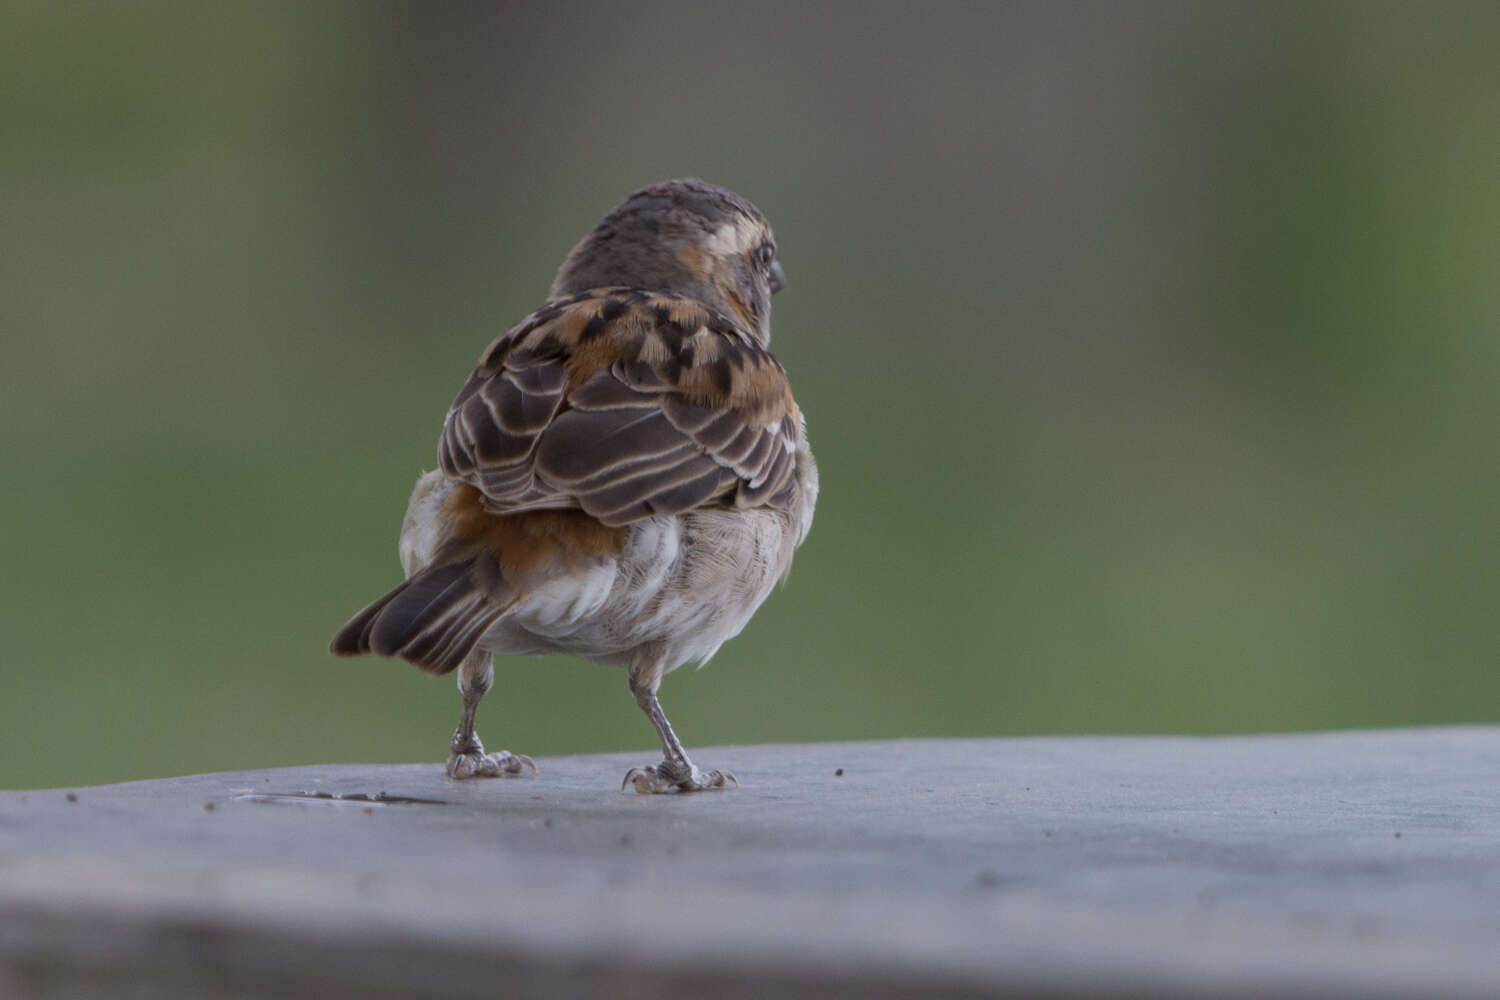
[438,289,802,526]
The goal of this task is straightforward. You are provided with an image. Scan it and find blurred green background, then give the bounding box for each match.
[3,3,1497,789]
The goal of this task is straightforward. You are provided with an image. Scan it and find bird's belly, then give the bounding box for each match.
[482,509,796,670]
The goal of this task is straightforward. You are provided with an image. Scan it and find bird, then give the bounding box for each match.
[330,178,818,793]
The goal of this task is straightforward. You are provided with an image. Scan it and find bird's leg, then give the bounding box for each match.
[445,650,535,779]
[621,655,736,794]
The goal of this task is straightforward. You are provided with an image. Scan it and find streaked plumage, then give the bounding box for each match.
[331,179,817,793]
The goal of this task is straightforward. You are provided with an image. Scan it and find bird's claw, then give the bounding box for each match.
[622,761,737,794]
[446,749,536,780]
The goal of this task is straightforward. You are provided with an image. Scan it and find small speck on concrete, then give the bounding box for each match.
[619,835,632,848]
[1395,832,1402,839]
[975,870,1001,889]
[834,768,844,777]
[65,793,77,803]
[543,818,553,828]
[203,802,215,813]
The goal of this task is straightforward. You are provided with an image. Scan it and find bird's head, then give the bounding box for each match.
[551,178,785,344]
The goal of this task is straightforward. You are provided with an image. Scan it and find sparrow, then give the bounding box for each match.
[331,178,818,793]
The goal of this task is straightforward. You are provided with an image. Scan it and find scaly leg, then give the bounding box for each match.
[445,650,536,779]
[621,653,736,794]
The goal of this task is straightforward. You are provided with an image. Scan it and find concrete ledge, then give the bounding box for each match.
[3,729,1499,998]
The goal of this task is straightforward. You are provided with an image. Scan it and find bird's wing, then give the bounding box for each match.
[438,288,802,526]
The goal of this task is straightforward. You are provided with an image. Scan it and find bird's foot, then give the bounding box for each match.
[446,734,536,780]
[622,758,737,794]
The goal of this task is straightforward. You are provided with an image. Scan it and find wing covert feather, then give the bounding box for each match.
[438,289,801,525]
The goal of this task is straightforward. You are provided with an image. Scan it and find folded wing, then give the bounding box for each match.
[438,289,802,526]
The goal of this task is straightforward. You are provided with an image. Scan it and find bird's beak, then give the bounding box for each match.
[768,260,787,294]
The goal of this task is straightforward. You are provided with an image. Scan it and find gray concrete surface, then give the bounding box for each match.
[1,729,1498,999]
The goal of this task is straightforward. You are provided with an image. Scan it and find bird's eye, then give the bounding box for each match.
[756,242,775,268]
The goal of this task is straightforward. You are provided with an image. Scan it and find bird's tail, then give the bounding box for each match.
[329,544,514,675]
